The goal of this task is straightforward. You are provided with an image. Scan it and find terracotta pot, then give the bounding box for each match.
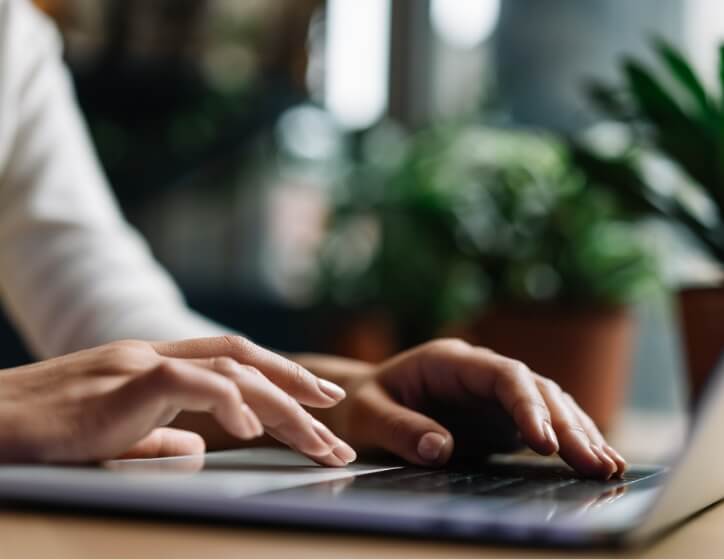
[678,286,724,405]
[446,306,635,433]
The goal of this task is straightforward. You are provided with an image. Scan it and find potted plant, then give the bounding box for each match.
[571,39,724,403]
[315,125,655,431]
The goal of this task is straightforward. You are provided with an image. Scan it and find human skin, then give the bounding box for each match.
[0,337,355,467]
[0,336,625,479]
[293,341,626,479]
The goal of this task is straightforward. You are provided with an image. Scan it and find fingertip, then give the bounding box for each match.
[298,378,347,409]
[536,420,560,456]
[333,444,357,465]
[239,404,264,439]
[118,428,206,460]
[558,432,616,480]
[318,378,346,401]
[521,419,559,457]
[590,445,618,480]
[604,444,628,478]
[416,432,452,466]
[313,452,348,468]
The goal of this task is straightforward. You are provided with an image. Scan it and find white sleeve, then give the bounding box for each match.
[0,0,229,358]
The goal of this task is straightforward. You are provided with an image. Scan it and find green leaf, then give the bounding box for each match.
[571,146,724,261]
[670,203,724,262]
[719,43,724,112]
[586,81,634,121]
[624,60,724,211]
[569,144,670,216]
[654,38,716,120]
[624,59,692,130]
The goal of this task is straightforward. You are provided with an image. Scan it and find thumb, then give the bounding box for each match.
[355,385,454,466]
[115,427,206,460]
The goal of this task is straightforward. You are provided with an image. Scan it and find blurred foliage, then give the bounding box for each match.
[315,125,656,339]
[63,0,317,206]
[572,38,724,265]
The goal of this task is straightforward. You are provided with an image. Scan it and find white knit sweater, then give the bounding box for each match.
[0,0,227,358]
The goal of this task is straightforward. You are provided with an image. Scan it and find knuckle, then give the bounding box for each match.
[428,337,470,355]
[552,417,585,435]
[286,361,312,388]
[539,377,562,395]
[281,391,302,413]
[107,339,145,351]
[509,359,531,376]
[94,341,152,374]
[562,392,578,407]
[148,360,183,388]
[499,359,531,383]
[565,424,587,436]
[271,393,306,429]
[235,365,262,380]
[211,356,238,373]
[216,376,241,400]
[222,335,254,356]
[96,345,132,367]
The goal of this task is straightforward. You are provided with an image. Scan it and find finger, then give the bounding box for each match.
[83,361,260,461]
[562,392,627,478]
[115,427,205,459]
[152,336,346,408]
[121,361,262,442]
[264,421,355,468]
[485,353,560,456]
[354,384,454,467]
[383,340,558,456]
[187,356,266,436]
[311,419,358,465]
[206,358,354,466]
[536,378,616,479]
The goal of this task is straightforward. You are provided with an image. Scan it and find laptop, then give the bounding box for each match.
[0,357,722,548]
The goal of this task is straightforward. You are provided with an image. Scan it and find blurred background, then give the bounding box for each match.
[4,0,724,428]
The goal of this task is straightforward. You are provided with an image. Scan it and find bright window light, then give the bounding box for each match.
[325,0,391,130]
[685,0,724,90]
[431,0,500,50]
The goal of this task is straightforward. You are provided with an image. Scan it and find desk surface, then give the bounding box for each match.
[2,503,724,559]
[1,411,711,559]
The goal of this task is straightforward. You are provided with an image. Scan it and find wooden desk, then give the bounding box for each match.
[1,412,712,559]
[2,503,724,558]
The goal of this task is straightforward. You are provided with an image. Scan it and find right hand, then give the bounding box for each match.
[0,337,356,466]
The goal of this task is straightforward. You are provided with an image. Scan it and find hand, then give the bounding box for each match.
[306,339,626,479]
[0,337,355,466]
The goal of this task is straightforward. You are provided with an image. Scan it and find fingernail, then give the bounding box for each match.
[241,404,263,437]
[604,444,626,465]
[321,452,347,467]
[333,443,357,464]
[542,420,559,452]
[314,419,357,464]
[417,432,447,464]
[318,378,346,401]
[590,445,616,479]
[604,445,627,477]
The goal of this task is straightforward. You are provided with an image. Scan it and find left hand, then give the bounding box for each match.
[309,339,626,480]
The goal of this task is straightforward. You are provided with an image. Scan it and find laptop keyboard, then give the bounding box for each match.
[260,459,664,530]
[325,461,662,507]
